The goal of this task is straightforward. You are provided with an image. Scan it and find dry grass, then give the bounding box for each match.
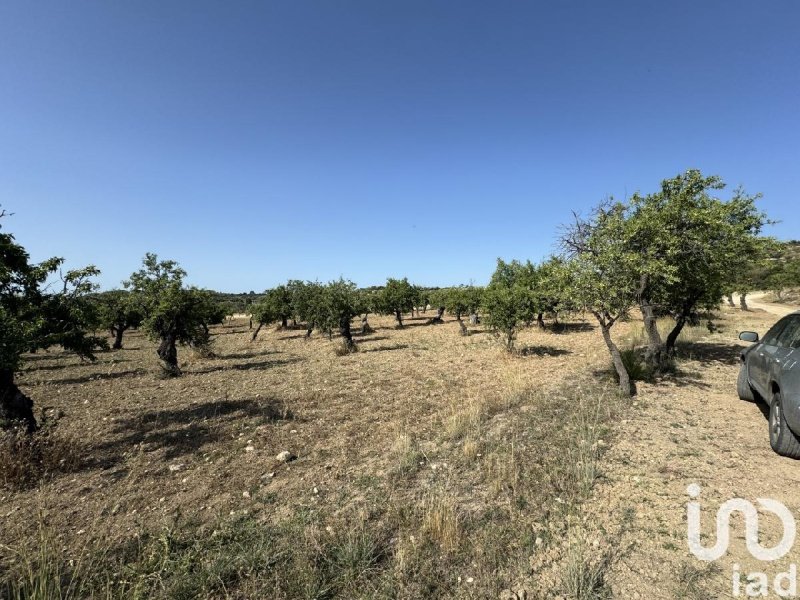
[0,428,85,490]
[1,312,639,597]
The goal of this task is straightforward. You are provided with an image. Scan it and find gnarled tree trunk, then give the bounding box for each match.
[726,294,735,308]
[536,313,545,329]
[157,332,181,376]
[429,306,445,324]
[639,275,668,370]
[395,310,404,328]
[0,369,37,432]
[740,293,749,311]
[360,313,374,335]
[112,325,126,350]
[251,323,263,341]
[594,313,632,397]
[340,318,356,352]
[665,316,687,356]
[457,314,468,336]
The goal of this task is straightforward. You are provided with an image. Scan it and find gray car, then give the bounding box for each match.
[738,311,800,458]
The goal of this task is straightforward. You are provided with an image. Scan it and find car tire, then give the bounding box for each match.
[737,365,755,402]
[769,392,800,459]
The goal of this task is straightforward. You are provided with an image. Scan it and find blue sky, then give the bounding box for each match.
[1,1,798,291]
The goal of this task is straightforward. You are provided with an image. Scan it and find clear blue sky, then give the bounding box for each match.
[1,1,798,292]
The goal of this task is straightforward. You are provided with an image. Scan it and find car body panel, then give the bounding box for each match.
[741,312,800,434]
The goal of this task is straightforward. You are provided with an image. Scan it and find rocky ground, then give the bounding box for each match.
[2,305,797,598]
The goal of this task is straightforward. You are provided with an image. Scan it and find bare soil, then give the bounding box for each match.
[2,305,797,598]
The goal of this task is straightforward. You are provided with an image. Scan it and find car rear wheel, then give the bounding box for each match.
[769,392,800,459]
[737,365,755,402]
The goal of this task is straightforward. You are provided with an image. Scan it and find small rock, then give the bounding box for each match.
[261,472,276,480]
[245,445,255,453]
[276,450,296,463]
[168,463,184,472]
[242,491,251,499]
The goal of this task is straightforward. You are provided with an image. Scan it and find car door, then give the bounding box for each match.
[772,316,800,380]
[749,317,792,397]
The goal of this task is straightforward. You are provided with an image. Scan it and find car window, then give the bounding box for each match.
[776,316,800,349]
[763,318,791,346]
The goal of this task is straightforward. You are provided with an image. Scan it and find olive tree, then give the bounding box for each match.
[96,290,143,349]
[561,202,638,396]
[626,171,770,368]
[482,259,539,351]
[1,211,106,431]
[375,277,417,328]
[357,288,379,334]
[307,279,361,352]
[126,254,211,376]
[432,286,483,335]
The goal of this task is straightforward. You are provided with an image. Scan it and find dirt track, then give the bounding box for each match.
[593,306,800,598]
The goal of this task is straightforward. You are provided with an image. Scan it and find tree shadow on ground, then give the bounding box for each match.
[213,329,250,336]
[45,369,147,386]
[549,322,595,334]
[189,357,301,375]
[515,345,571,357]
[352,335,391,343]
[216,349,280,360]
[674,341,743,367]
[21,363,74,372]
[360,343,409,354]
[92,397,294,464]
[277,332,310,340]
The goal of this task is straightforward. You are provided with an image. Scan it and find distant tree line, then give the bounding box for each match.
[0,169,779,430]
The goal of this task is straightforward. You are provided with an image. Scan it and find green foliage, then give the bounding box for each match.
[628,170,770,322]
[292,281,324,328]
[432,285,483,319]
[125,254,215,372]
[483,259,540,350]
[249,285,292,329]
[375,278,417,326]
[0,212,106,373]
[95,290,143,334]
[307,279,360,340]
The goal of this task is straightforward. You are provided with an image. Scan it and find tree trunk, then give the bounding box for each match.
[727,294,735,308]
[249,318,253,330]
[306,324,314,338]
[429,306,445,324]
[457,315,468,336]
[664,316,687,356]
[639,274,665,368]
[360,314,374,335]
[395,310,404,328]
[506,330,514,352]
[112,325,126,350]
[740,293,749,311]
[157,333,181,376]
[251,323,263,341]
[0,369,37,432]
[596,317,632,397]
[537,313,545,329]
[340,318,356,352]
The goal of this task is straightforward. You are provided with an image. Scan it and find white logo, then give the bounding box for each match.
[687,483,796,562]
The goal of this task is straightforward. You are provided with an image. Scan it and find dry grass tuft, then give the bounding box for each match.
[0,428,84,491]
[421,494,461,552]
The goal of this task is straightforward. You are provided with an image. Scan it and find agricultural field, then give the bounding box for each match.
[2,303,791,598]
